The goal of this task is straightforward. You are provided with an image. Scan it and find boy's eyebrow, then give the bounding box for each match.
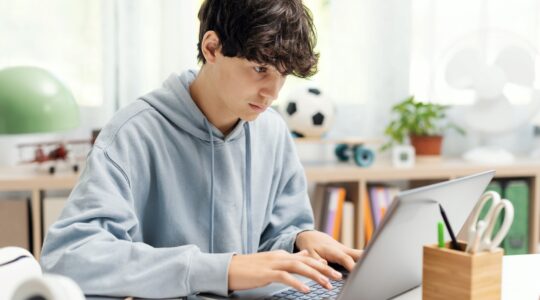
[248,59,288,76]
[268,65,288,76]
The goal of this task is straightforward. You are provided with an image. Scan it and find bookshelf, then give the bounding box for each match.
[2,158,539,257]
[0,166,78,258]
[304,158,540,253]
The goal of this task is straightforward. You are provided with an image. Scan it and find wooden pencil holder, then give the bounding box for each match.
[422,241,503,300]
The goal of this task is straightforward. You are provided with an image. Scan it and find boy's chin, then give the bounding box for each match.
[241,114,261,122]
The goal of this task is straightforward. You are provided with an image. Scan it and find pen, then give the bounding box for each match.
[438,222,445,248]
[439,204,461,251]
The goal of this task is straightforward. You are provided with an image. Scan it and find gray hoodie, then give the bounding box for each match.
[40,70,314,298]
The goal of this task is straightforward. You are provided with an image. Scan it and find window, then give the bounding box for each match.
[0,0,103,107]
[278,0,370,105]
[409,0,540,105]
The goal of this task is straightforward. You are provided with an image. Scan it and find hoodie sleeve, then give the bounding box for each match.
[258,131,315,253]
[40,146,233,298]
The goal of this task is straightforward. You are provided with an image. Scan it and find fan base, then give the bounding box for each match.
[463,147,515,164]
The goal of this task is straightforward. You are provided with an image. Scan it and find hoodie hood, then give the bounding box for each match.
[141,70,253,254]
[141,70,246,143]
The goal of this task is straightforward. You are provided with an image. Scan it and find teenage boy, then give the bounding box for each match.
[41,0,362,298]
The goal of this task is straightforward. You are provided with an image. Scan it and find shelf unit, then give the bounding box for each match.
[303,158,540,253]
[0,166,78,258]
[2,158,539,257]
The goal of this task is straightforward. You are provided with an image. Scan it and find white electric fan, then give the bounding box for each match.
[437,30,540,164]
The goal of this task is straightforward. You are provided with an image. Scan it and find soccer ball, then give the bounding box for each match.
[281,87,335,138]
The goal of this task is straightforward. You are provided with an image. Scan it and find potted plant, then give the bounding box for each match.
[381,96,465,156]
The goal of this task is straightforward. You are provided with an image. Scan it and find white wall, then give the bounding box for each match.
[296,0,412,162]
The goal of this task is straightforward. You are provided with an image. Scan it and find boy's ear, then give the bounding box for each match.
[201,31,221,64]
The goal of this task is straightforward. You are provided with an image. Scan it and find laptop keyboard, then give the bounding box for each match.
[263,279,345,300]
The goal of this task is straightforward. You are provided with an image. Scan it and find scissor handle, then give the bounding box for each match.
[467,220,487,254]
[469,191,501,231]
[466,191,501,253]
[481,199,514,252]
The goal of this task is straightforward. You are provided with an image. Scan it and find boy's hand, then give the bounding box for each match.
[294,230,363,272]
[228,250,343,293]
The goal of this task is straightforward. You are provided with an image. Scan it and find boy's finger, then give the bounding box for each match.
[277,260,332,290]
[299,255,342,281]
[294,249,309,256]
[326,249,356,272]
[271,270,311,293]
[344,248,363,261]
[308,249,328,265]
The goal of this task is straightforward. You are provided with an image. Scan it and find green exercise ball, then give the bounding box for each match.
[0,66,80,134]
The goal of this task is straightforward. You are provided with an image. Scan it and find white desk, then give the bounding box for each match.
[83,255,540,300]
[395,254,540,300]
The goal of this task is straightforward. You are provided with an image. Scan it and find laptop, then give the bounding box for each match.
[196,170,495,300]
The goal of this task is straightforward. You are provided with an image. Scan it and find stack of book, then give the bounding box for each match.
[362,185,400,244]
[312,178,531,254]
[311,185,355,248]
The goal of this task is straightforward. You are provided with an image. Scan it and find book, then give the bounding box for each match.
[332,188,346,240]
[368,185,391,227]
[368,186,382,227]
[311,183,327,230]
[364,184,400,244]
[381,186,400,220]
[341,201,355,248]
[503,180,529,255]
[323,187,346,240]
[363,188,374,244]
[386,186,400,207]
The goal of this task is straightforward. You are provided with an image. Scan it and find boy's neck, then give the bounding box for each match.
[189,67,239,136]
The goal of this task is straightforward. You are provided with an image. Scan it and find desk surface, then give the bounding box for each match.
[84,254,540,300]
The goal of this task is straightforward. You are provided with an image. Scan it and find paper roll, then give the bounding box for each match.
[12,274,85,300]
[0,247,42,300]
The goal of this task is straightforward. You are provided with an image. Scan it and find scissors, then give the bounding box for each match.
[465,191,514,254]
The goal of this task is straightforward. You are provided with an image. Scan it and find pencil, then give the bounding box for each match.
[438,204,461,251]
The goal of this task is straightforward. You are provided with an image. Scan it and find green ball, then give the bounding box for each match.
[0,66,79,134]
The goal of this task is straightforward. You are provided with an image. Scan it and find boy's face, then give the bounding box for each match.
[210,50,287,121]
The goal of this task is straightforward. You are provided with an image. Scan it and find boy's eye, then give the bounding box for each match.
[254,66,267,73]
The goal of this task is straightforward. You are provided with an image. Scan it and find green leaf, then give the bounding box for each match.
[381,95,462,152]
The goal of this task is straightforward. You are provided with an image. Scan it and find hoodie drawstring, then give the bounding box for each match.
[204,120,253,254]
[205,119,216,253]
[244,122,253,254]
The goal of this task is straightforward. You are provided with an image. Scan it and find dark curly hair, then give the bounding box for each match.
[197,0,319,78]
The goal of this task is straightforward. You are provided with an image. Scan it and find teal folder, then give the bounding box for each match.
[503,180,529,255]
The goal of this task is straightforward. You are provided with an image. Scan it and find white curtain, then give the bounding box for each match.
[409,0,540,155]
[0,0,413,165]
[0,0,110,166]
[110,0,200,109]
[111,0,412,141]
[294,0,412,161]
[410,0,540,104]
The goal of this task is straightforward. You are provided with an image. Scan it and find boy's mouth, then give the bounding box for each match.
[249,103,267,112]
